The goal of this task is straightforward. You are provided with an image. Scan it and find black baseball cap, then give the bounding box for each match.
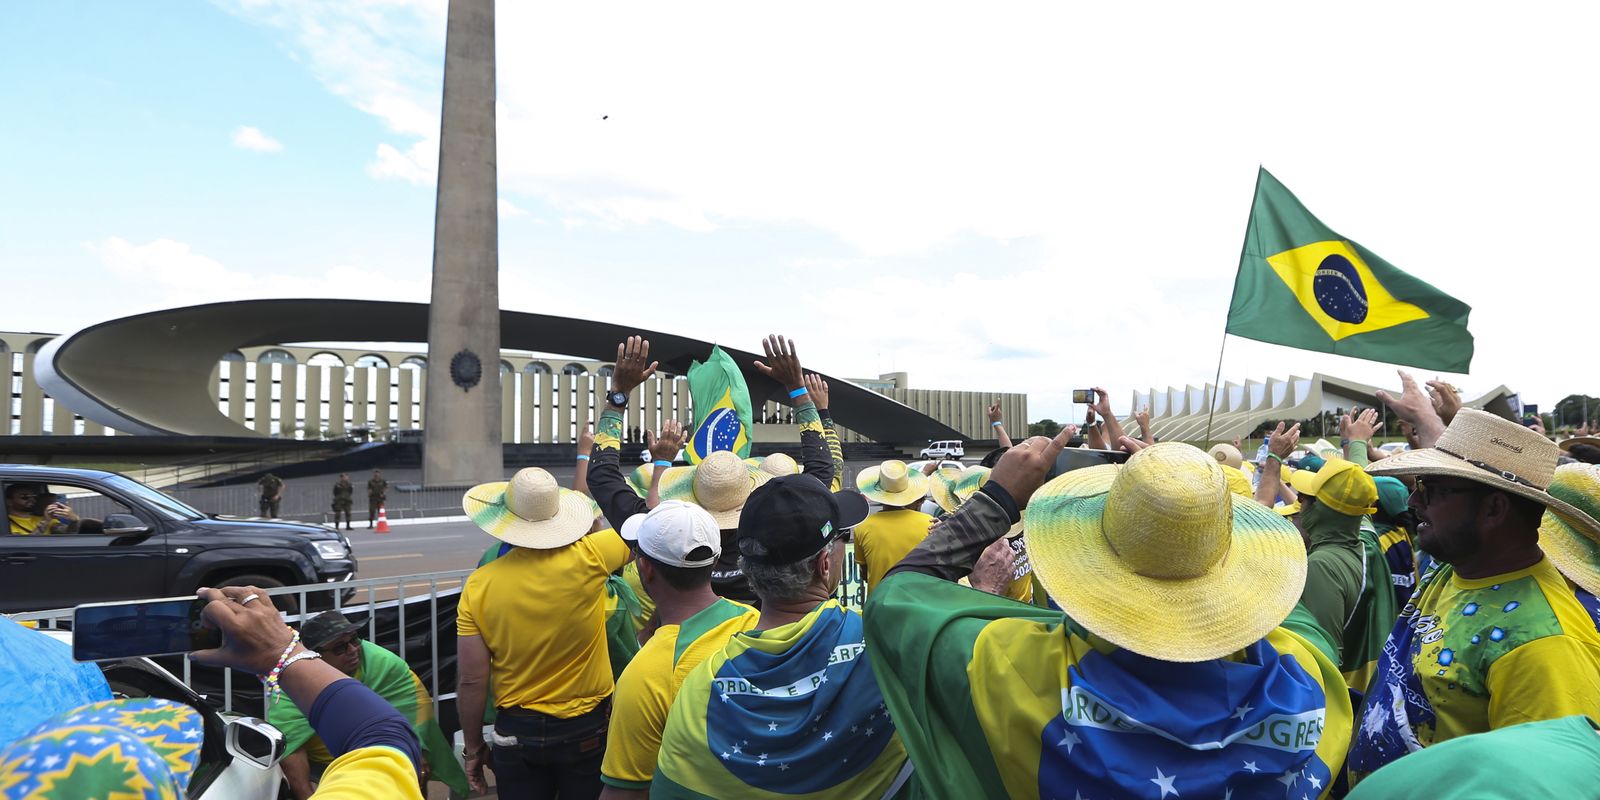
[301,610,362,650]
[736,475,870,565]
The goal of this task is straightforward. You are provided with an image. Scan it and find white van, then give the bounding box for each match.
[919,440,965,459]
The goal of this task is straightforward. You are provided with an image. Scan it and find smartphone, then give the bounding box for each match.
[73,596,221,661]
[1072,389,1094,405]
[1046,448,1131,481]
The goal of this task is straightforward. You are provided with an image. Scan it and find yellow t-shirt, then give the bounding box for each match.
[1406,556,1600,745]
[600,597,759,789]
[312,746,424,799]
[853,509,934,591]
[8,513,50,536]
[457,529,630,717]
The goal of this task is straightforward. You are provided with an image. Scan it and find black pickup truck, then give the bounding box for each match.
[1,466,357,613]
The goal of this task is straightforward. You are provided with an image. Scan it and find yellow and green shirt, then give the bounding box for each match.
[1349,556,1600,772]
[601,597,759,790]
[457,529,630,717]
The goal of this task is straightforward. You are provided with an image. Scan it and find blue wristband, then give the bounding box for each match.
[575,454,590,461]
[653,460,672,468]
[788,387,809,399]
[991,420,1004,427]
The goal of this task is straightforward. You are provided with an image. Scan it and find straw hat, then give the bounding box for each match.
[464,468,599,549]
[1024,443,1308,662]
[1538,463,1600,596]
[757,453,801,477]
[629,462,695,500]
[1309,438,1340,458]
[1368,409,1600,541]
[658,450,772,528]
[1560,436,1600,452]
[1209,443,1244,470]
[856,460,931,507]
[932,466,990,514]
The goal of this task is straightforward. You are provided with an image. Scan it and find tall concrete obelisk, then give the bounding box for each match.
[423,0,503,485]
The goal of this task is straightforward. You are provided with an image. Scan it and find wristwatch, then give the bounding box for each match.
[606,390,629,408]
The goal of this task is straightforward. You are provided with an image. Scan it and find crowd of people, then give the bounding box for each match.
[5,331,1600,800]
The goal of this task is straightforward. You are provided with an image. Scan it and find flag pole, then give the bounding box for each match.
[1205,166,1266,445]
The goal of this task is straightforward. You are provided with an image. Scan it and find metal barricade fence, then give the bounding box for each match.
[12,570,475,716]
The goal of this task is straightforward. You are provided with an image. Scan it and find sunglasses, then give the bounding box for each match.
[321,635,361,654]
[1414,478,1487,507]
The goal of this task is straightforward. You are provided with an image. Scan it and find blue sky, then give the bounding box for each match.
[4,2,1598,422]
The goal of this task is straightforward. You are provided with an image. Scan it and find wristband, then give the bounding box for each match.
[1266,452,1286,465]
[788,387,809,399]
[653,459,672,468]
[575,454,590,461]
[991,420,1004,427]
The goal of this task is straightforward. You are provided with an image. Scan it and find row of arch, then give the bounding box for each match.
[234,349,611,377]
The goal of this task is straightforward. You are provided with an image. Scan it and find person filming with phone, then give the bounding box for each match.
[6,483,82,536]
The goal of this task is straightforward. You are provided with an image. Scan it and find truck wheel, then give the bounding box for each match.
[215,574,298,615]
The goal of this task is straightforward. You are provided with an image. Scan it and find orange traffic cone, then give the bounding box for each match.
[375,505,391,534]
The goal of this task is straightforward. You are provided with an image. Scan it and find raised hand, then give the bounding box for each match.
[1347,407,1378,443]
[577,423,595,456]
[648,418,686,462]
[753,335,805,391]
[1268,421,1301,460]
[988,429,1074,508]
[1091,387,1114,419]
[1426,380,1462,426]
[612,336,659,395]
[190,586,296,674]
[987,400,1004,423]
[1118,435,1150,453]
[1376,370,1445,448]
[804,373,831,411]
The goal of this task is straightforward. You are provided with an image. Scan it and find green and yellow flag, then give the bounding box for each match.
[1226,168,1474,372]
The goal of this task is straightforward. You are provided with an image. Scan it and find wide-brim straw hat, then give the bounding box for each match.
[628,462,695,500]
[1538,463,1600,596]
[856,460,931,506]
[1560,436,1600,452]
[932,466,990,514]
[1024,443,1308,663]
[748,453,801,476]
[1369,409,1600,542]
[464,468,598,549]
[1309,438,1340,457]
[1209,443,1244,470]
[659,450,772,528]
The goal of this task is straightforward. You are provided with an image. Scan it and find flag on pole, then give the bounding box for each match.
[686,346,753,464]
[1226,168,1474,372]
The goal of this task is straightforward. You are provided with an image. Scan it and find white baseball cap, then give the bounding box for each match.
[618,500,721,568]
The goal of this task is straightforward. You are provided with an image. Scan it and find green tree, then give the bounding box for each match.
[1553,395,1599,427]
[1028,419,1063,437]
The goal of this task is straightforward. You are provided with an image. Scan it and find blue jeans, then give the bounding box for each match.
[490,698,610,800]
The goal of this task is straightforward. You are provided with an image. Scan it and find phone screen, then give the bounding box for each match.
[73,597,221,661]
[1045,448,1130,481]
[1072,389,1093,404]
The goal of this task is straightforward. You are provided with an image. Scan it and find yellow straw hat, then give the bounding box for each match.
[659,451,772,528]
[1369,409,1600,541]
[931,466,990,514]
[1538,463,1600,596]
[1024,442,1309,662]
[463,468,599,549]
[628,462,695,500]
[856,460,931,507]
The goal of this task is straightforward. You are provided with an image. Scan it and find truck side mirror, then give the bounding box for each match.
[226,717,286,770]
[103,514,150,535]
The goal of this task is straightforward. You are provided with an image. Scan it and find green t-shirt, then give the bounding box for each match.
[1349,715,1600,798]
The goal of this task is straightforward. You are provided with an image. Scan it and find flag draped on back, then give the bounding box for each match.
[686,346,753,464]
[1226,167,1474,372]
[653,600,911,799]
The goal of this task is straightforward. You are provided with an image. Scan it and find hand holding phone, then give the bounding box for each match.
[1072,388,1094,405]
[74,597,223,661]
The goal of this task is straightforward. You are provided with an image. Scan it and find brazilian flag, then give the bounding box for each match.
[1227,168,1474,372]
[686,346,753,464]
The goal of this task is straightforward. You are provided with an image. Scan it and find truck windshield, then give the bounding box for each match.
[103,475,206,521]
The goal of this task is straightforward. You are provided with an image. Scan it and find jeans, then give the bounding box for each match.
[490,698,610,800]
[259,498,280,517]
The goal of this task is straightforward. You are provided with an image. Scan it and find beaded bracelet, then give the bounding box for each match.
[262,630,303,703]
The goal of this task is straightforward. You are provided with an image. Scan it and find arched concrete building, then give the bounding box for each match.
[25,300,1024,447]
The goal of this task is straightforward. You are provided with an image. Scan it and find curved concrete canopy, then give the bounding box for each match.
[36,299,961,444]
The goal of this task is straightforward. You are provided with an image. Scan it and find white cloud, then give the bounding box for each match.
[177,3,1600,420]
[231,125,283,153]
[496,198,526,218]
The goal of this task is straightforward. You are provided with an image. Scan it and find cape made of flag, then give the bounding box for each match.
[685,346,753,464]
[267,639,469,797]
[864,572,1353,800]
[653,599,912,799]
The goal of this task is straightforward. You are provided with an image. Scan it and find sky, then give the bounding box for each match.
[2,2,1596,422]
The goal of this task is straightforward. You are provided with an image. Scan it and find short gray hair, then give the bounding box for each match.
[740,544,830,606]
